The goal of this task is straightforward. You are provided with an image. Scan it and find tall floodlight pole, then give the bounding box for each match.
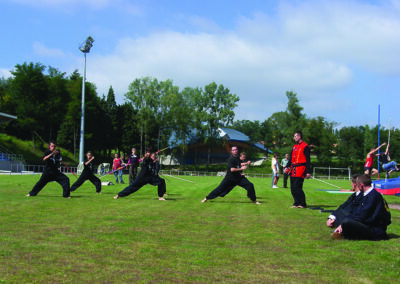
[78,36,94,164]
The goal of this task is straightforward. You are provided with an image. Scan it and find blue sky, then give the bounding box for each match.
[1,0,399,129]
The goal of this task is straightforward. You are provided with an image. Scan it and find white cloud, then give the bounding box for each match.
[33,42,65,58]
[0,68,12,78]
[76,1,400,124]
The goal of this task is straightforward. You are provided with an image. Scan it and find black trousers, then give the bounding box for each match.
[206,177,256,201]
[29,172,70,198]
[129,165,138,185]
[283,172,289,188]
[71,171,101,193]
[290,176,306,207]
[118,176,166,198]
[332,208,351,227]
[341,218,388,240]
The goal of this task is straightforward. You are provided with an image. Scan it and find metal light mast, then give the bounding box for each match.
[78,36,94,164]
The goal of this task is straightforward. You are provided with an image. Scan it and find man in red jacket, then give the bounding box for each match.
[285,131,311,208]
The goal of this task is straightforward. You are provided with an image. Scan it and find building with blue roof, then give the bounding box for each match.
[174,127,268,165]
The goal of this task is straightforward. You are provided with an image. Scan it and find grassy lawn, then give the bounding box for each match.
[0,174,399,283]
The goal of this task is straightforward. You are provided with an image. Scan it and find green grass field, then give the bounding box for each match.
[1,174,399,283]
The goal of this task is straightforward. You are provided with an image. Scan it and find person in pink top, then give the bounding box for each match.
[113,153,124,184]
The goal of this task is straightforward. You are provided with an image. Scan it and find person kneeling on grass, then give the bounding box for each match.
[114,148,166,201]
[70,151,101,194]
[331,174,391,240]
[326,174,362,229]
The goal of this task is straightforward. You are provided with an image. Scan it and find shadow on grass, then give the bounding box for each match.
[387,233,400,239]
[307,204,336,208]
[204,200,259,204]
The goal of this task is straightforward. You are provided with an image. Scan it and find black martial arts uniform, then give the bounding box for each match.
[128,153,139,184]
[341,188,391,240]
[205,154,257,201]
[29,149,70,198]
[70,158,101,193]
[117,157,166,198]
[329,191,363,226]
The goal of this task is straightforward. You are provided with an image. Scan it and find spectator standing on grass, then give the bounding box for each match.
[114,148,166,200]
[113,153,124,184]
[201,146,261,205]
[285,131,311,209]
[70,151,101,194]
[332,174,391,240]
[27,141,70,198]
[271,152,280,188]
[128,148,139,184]
[280,153,290,188]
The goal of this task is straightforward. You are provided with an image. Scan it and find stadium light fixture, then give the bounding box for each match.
[78,36,94,164]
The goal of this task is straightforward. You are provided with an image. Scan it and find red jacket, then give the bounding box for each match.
[288,141,310,178]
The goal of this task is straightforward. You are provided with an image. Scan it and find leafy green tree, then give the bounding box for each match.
[9,63,48,140]
[336,126,365,168]
[285,91,308,138]
[266,91,308,155]
[125,77,164,155]
[196,82,239,169]
[168,86,198,166]
[305,116,337,164]
[45,67,70,141]
[57,71,103,159]
[58,70,84,156]
[105,86,119,155]
[116,102,139,155]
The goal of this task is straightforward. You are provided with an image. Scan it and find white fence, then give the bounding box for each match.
[2,165,354,180]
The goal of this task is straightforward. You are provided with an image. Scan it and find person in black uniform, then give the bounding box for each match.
[326,174,362,228]
[70,151,101,194]
[151,152,168,197]
[150,152,161,178]
[128,148,139,184]
[201,146,261,204]
[27,141,70,198]
[332,174,391,240]
[114,149,166,200]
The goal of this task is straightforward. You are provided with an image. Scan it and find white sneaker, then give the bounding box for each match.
[272,185,279,188]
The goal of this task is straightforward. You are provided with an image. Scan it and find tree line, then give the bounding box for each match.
[1,62,398,171]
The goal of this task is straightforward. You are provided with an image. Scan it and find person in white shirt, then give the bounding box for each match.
[271,152,279,188]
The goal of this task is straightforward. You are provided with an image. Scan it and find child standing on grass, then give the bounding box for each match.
[271,152,279,188]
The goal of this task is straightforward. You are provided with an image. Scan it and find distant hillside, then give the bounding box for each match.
[0,134,79,166]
